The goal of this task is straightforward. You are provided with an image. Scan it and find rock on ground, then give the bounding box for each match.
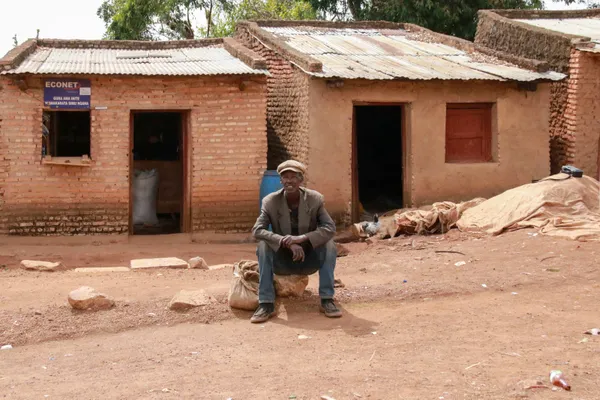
[68,286,115,311]
[274,275,309,297]
[130,258,189,270]
[336,243,350,257]
[188,257,208,270]
[20,260,61,272]
[334,278,345,288]
[169,289,215,311]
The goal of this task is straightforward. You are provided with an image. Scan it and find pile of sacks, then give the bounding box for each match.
[228,260,309,311]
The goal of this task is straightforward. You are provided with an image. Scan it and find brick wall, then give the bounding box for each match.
[549,80,569,174]
[0,74,267,235]
[235,26,310,170]
[563,50,600,178]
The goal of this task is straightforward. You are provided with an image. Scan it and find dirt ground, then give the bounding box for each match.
[1,229,599,399]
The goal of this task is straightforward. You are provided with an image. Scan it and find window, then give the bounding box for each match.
[42,111,91,158]
[445,103,493,163]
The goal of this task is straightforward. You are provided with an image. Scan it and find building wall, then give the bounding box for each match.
[549,80,569,174]
[565,50,600,179]
[235,27,310,169]
[0,75,267,235]
[307,79,551,223]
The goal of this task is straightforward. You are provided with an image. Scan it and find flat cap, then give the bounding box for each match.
[277,160,306,176]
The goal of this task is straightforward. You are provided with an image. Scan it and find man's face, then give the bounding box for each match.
[281,171,302,194]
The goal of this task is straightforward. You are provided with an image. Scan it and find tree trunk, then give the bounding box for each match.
[347,0,360,19]
[205,0,214,38]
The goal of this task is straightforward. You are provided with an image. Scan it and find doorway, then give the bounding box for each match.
[130,111,186,235]
[353,105,404,222]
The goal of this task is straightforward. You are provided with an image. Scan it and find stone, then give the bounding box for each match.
[20,260,61,272]
[130,258,189,270]
[334,278,345,288]
[274,275,309,297]
[335,243,350,257]
[68,286,115,311]
[208,263,232,271]
[168,289,215,311]
[74,267,130,273]
[188,257,208,270]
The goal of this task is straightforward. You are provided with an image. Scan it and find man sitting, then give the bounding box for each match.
[251,160,341,323]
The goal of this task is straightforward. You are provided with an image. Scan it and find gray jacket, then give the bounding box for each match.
[252,187,336,252]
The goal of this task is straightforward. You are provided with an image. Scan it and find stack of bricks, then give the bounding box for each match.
[235,26,310,170]
[0,74,267,235]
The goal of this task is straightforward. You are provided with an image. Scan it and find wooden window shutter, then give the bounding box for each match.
[445,103,492,163]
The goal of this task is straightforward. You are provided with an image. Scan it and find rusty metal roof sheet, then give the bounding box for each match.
[2,46,267,76]
[263,26,564,81]
[515,17,600,53]
[515,17,600,40]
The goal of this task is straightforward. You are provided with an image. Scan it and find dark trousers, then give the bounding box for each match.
[256,240,337,303]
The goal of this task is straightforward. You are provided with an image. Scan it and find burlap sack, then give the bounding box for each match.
[227,260,259,311]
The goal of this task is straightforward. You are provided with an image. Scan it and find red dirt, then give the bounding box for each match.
[1,229,599,399]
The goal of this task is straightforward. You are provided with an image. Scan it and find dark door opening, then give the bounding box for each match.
[131,112,184,235]
[354,105,403,221]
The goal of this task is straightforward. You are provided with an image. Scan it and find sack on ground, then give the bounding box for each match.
[228,260,259,311]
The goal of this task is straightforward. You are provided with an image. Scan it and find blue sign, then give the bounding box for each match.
[44,79,91,109]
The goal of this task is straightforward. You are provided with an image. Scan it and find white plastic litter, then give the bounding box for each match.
[132,169,159,226]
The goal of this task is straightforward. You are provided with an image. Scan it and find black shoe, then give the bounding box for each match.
[319,299,342,318]
[250,303,275,323]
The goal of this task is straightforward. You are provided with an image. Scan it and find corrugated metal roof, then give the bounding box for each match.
[514,17,600,53]
[515,17,600,41]
[2,46,268,76]
[263,26,564,81]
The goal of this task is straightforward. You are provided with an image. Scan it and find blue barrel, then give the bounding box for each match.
[259,170,282,232]
[259,170,283,209]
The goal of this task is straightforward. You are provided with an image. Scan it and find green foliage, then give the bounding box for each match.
[307,0,600,40]
[97,0,219,40]
[370,0,544,40]
[202,0,316,37]
[98,0,315,39]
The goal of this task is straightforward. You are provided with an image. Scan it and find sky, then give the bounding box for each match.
[0,0,592,58]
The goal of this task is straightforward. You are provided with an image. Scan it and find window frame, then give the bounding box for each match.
[41,109,92,166]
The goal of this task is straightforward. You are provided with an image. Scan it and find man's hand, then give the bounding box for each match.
[281,235,308,248]
[289,244,305,262]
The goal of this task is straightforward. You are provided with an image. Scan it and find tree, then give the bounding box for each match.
[97,0,227,40]
[370,0,544,40]
[12,34,18,47]
[308,0,597,40]
[203,0,316,37]
[98,0,315,39]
